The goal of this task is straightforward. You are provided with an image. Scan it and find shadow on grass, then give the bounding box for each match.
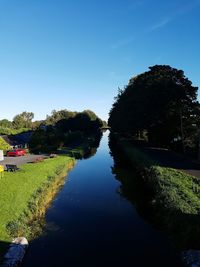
[132,140,200,173]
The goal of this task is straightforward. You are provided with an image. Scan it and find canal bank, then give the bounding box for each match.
[0,155,75,263]
[22,132,182,267]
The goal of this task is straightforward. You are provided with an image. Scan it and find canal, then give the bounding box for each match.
[22,132,182,266]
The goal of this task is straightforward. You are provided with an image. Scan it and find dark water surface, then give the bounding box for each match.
[22,132,182,267]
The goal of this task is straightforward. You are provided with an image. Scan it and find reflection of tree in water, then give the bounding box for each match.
[83,147,97,159]
[75,131,103,160]
[108,133,200,251]
[108,132,153,220]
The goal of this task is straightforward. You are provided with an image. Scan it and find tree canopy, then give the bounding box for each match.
[0,119,12,128]
[12,111,34,129]
[108,65,200,148]
[45,109,77,125]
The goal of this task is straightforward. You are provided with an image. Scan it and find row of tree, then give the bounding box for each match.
[29,109,104,152]
[0,109,107,135]
[0,108,105,153]
[108,65,200,153]
[0,112,34,131]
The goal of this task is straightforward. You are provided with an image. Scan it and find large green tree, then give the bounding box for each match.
[55,110,103,133]
[12,111,34,129]
[0,119,12,128]
[108,65,200,148]
[45,109,77,125]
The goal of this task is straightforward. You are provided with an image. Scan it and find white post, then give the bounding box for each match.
[0,150,4,161]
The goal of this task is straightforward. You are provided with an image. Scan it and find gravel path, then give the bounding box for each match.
[141,146,200,178]
[0,154,44,168]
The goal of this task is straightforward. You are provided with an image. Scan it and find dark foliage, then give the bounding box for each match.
[29,110,103,153]
[108,65,200,150]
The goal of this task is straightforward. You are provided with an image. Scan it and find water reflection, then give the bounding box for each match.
[58,132,103,160]
[22,132,183,267]
[82,132,103,159]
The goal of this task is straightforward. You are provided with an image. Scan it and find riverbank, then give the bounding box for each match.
[111,134,200,250]
[0,155,75,259]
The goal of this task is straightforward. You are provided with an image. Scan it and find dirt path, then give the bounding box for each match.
[0,154,44,168]
[140,145,200,178]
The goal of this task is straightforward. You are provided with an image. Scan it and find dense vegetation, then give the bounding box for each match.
[108,65,200,153]
[0,112,34,135]
[0,109,104,154]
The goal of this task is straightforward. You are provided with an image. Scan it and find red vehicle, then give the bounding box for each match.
[7,149,26,157]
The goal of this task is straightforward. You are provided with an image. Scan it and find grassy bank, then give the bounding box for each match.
[114,136,200,249]
[0,155,75,256]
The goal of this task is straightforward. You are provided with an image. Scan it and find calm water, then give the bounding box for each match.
[22,132,182,267]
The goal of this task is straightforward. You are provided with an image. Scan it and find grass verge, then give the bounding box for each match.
[0,155,75,258]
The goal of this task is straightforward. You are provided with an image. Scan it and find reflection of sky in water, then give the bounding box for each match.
[97,130,110,152]
[22,132,182,267]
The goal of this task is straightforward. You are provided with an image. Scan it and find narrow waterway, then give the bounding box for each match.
[22,132,182,267]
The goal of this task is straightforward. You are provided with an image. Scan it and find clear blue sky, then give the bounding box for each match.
[0,0,200,121]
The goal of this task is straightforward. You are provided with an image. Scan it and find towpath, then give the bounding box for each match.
[139,145,200,178]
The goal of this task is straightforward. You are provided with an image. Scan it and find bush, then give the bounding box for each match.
[0,127,30,135]
[0,137,11,152]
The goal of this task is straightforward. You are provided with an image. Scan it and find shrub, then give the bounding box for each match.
[0,137,11,152]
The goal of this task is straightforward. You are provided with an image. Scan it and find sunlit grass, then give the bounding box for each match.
[0,156,75,243]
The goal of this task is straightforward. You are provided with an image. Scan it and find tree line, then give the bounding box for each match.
[0,109,104,153]
[29,109,104,153]
[0,112,34,135]
[0,109,106,135]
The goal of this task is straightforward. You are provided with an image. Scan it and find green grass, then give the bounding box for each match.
[0,156,75,243]
[0,127,30,135]
[149,166,200,214]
